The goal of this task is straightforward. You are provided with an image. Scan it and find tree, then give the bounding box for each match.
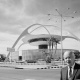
[0,54,6,61]
[73,50,80,59]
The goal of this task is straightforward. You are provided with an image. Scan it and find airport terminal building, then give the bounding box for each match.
[6,24,80,62]
[10,49,79,62]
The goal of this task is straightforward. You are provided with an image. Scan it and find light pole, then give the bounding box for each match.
[55,9,76,64]
[55,9,63,64]
[48,9,75,65]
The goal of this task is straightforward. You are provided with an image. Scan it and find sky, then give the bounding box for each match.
[0,0,80,55]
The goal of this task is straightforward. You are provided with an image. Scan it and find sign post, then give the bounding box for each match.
[7,47,15,52]
[7,47,15,62]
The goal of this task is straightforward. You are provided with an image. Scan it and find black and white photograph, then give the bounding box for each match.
[0,0,80,80]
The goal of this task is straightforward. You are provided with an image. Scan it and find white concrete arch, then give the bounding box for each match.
[5,23,80,62]
[5,23,52,62]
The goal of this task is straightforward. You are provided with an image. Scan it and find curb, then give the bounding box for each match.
[14,65,63,69]
[15,67,24,69]
[36,66,62,69]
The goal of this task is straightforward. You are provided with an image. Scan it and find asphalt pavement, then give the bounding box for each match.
[0,67,60,80]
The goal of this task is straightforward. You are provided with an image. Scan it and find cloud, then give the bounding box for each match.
[0,0,80,54]
[63,17,80,39]
[0,32,18,54]
[0,0,80,35]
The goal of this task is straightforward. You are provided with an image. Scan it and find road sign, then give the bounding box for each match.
[7,47,15,52]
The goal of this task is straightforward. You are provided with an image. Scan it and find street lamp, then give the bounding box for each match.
[55,9,76,64]
[47,8,75,65]
[55,9,63,64]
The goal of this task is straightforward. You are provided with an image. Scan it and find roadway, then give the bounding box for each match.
[0,67,60,80]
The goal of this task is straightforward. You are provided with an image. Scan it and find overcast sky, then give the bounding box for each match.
[0,0,80,55]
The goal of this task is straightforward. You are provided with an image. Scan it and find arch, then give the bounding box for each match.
[5,23,80,62]
[5,23,52,62]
